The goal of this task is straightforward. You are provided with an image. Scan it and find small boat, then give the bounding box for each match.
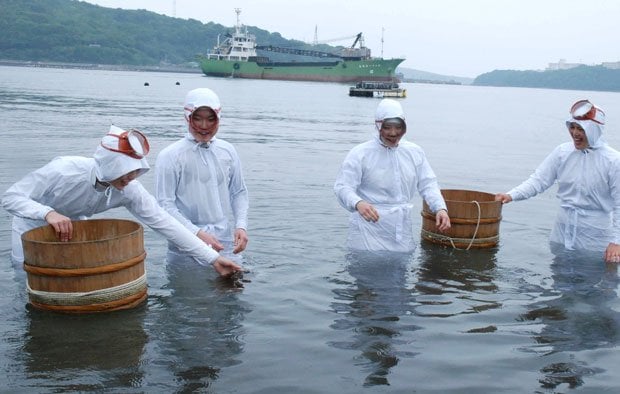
[348,81,407,98]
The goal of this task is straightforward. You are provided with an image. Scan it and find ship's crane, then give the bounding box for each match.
[258,30,369,61]
[311,28,365,48]
[351,33,365,48]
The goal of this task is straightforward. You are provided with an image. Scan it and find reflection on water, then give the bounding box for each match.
[329,243,502,387]
[9,249,251,392]
[414,242,500,322]
[330,250,418,387]
[23,307,148,390]
[520,245,620,389]
[148,253,250,392]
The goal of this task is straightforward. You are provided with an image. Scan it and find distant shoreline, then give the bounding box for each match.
[1,60,471,85]
[0,59,202,74]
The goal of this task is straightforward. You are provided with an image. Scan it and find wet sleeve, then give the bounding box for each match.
[507,146,561,201]
[154,149,200,235]
[1,162,58,220]
[124,182,220,265]
[609,158,620,244]
[416,153,447,213]
[334,150,363,212]
[228,148,249,230]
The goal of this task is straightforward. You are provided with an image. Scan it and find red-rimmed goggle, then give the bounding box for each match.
[101,129,150,159]
[570,100,605,125]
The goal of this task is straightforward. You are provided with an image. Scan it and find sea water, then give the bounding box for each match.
[1,65,620,392]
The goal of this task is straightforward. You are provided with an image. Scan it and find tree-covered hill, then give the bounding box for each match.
[473,66,620,92]
[0,0,334,66]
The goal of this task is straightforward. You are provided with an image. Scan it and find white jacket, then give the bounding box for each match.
[1,155,220,264]
[335,99,447,252]
[155,136,248,252]
[334,135,446,252]
[508,141,620,251]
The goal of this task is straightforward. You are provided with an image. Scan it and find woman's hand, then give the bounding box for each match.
[213,256,243,277]
[356,200,379,222]
[197,229,224,252]
[232,228,248,254]
[495,193,512,204]
[435,209,451,232]
[604,242,620,263]
[45,211,73,242]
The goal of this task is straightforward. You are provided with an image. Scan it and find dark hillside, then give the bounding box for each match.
[473,66,620,92]
[0,0,333,66]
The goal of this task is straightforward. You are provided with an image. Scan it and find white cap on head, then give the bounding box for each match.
[374,98,406,131]
[184,88,221,121]
[94,125,150,182]
[565,99,606,149]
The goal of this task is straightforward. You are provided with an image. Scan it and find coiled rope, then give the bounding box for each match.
[424,200,486,250]
[26,274,147,306]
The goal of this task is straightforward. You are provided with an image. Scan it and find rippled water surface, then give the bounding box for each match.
[2,66,620,392]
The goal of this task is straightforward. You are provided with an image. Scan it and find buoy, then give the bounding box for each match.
[175,81,180,85]
[144,82,149,86]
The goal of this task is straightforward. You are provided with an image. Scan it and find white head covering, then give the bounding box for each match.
[184,88,221,120]
[94,125,150,182]
[183,88,222,140]
[374,99,407,132]
[565,100,606,149]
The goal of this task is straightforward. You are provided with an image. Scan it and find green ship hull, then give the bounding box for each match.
[200,58,405,83]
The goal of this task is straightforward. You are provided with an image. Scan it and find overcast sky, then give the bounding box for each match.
[83,0,620,78]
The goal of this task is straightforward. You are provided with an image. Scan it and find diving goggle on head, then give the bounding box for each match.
[570,100,605,125]
[101,128,150,159]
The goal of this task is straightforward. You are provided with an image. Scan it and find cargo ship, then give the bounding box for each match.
[200,9,404,83]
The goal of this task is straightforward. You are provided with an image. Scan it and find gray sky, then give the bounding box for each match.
[84,0,620,78]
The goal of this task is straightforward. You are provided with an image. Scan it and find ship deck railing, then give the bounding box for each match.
[206,54,250,61]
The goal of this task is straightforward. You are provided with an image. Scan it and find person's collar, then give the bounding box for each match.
[375,134,398,148]
[90,167,108,191]
[95,179,110,192]
[184,132,217,146]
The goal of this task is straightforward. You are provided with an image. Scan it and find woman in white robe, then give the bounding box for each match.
[2,125,242,276]
[155,88,249,262]
[496,99,620,263]
[334,99,451,252]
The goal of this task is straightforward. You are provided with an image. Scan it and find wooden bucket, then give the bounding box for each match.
[421,189,502,249]
[21,219,147,313]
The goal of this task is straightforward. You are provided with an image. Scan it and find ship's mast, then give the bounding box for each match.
[381,27,384,58]
[313,25,318,46]
[235,8,241,29]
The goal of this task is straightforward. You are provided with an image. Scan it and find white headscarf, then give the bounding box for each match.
[93,125,150,182]
[565,101,606,149]
[374,98,407,132]
[183,88,221,139]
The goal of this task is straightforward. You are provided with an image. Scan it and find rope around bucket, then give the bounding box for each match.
[26,274,147,306]
[421,229,499,249]
[438,200,482,250]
